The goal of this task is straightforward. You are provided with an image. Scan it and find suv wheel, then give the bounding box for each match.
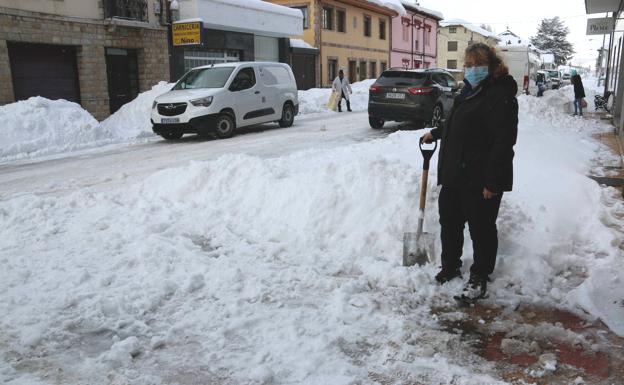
[161,132,183,140]
[215,114,236,139]
[431,105,443,129]
[369,117,384,129]
[279,103,294,128]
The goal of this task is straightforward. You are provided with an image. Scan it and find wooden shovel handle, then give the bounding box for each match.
[419,169,429,211]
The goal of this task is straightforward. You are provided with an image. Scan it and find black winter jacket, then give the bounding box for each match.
[572,74,585,99]
[430,74,518,193]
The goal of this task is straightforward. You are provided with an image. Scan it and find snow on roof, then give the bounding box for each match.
[217,0,302,18]
[440,19,499,39]
[290,38,317,50]
[363,0,407,16]
[497,29,532,47]
[400,1,443,20]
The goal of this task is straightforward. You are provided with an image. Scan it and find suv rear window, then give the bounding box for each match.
[376,71,427,86]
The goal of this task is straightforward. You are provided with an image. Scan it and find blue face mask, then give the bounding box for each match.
[464,66,489,87]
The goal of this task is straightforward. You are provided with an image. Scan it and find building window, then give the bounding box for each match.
[364,15,371,37]
[379,19,386,40]
[414,39,419,51]
[424,26,431,46]
[449,26,457,34]
[322,7,333,30]
[402,19,409,41]
[183,49,240,72]
[328,58,338,82]
[424,62,430,69]
[359,60,367,80]
[353,16,357,29]
[448,41,458,52]
[294,6,309,29]
[337,9,346,32]
[381,61,387,72]
[447,59,457,69]
[401,58,409,68]
[370,61,377,78]
[414,60,420,69]
[103,0,148,22]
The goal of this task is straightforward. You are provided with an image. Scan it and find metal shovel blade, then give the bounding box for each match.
[403,231,435,267]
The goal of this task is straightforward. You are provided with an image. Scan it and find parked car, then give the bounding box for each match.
[151,62,299,140]
[368,68,460,129]
[560,72,572,86]
[546,69,560,89]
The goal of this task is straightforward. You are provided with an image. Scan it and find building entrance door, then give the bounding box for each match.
[105,48,139,114]
[348,60,356,84]
[291,53,316,90]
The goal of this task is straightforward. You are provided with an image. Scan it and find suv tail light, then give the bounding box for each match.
[408,87,433,95]
[369,84,382,93]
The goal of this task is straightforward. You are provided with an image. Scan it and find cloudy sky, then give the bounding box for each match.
[416,0,609,68]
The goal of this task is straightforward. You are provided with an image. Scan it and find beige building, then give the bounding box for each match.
[437,19,500,71]
[0,0,170,120]
[267,0,399,87]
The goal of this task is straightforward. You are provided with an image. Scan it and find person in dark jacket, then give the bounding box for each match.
[421,43,518,300]
[572,73,585,116]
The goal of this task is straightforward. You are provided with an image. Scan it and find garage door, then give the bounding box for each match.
[8,42,80,103]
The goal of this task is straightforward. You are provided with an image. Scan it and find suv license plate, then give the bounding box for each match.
[161,118,180,124]
[386,92,405,99]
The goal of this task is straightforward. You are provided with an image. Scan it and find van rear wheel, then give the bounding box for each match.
[215,114,236,139]
[279,103,294,128]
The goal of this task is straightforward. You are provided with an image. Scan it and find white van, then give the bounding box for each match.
[151,62,299,140]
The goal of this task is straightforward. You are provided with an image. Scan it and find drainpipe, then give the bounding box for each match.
[422,16,426,66]
[410,14,414,68]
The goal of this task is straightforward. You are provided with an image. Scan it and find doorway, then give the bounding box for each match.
[105,48,139,114]
[348,60,356,84]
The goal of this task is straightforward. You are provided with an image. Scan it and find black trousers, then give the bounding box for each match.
[337,92,351,111]
[438,185,503,278]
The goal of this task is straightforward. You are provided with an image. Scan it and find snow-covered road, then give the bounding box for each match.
[0,112,406,200]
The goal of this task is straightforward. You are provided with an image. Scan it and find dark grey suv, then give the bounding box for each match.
[368,68,460,129]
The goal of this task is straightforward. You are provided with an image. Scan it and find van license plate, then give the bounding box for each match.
[161,118,180,124]
[386,92,405,99]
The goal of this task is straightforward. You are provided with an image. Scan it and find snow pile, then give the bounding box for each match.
[441,19,498,38]
[100,82,173,139]
[401,0,443,19]
[298,79,376,114]
[0,97,109,161]
[0,83,173,162]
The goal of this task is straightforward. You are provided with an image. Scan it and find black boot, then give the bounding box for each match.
[347,100,352,112]
[457,273,488,302]
[435,267,462,284]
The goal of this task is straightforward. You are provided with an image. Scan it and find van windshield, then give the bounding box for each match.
[377,71,427,86]
[547,70,559,78]
[173,67,235,90]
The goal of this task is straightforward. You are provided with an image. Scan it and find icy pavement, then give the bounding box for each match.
[2,87,624,384]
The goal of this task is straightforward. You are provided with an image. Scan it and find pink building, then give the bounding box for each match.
[391,2,443,69]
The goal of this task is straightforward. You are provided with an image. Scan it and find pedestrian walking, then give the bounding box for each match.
[572,73,586,116]
[421,43,518,301]
[332,69,352,112]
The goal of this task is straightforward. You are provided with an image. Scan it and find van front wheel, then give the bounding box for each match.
[215,114,236,139]
[279,103,294,128]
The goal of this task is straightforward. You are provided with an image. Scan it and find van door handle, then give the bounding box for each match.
[254,91,260,94]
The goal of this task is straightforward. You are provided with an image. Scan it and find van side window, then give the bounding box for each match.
[260,66,290,86]
[230,67,256,91]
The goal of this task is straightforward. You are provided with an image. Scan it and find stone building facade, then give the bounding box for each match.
[0,1,169,120]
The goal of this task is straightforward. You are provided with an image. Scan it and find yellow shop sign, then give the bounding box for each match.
[172,22,202,46]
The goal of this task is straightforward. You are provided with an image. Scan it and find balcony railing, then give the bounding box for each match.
[104,0,148,22]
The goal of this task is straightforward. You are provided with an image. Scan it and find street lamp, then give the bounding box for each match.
[169,0,179,22]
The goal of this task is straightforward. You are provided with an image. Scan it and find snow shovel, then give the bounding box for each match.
[403,138,437,267]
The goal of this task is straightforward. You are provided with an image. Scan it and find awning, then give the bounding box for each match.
[585,0,623,14]
[184,0,303,38]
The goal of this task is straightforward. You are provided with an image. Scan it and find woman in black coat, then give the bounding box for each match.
[421,43,518,300]
[572,74,585,116]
